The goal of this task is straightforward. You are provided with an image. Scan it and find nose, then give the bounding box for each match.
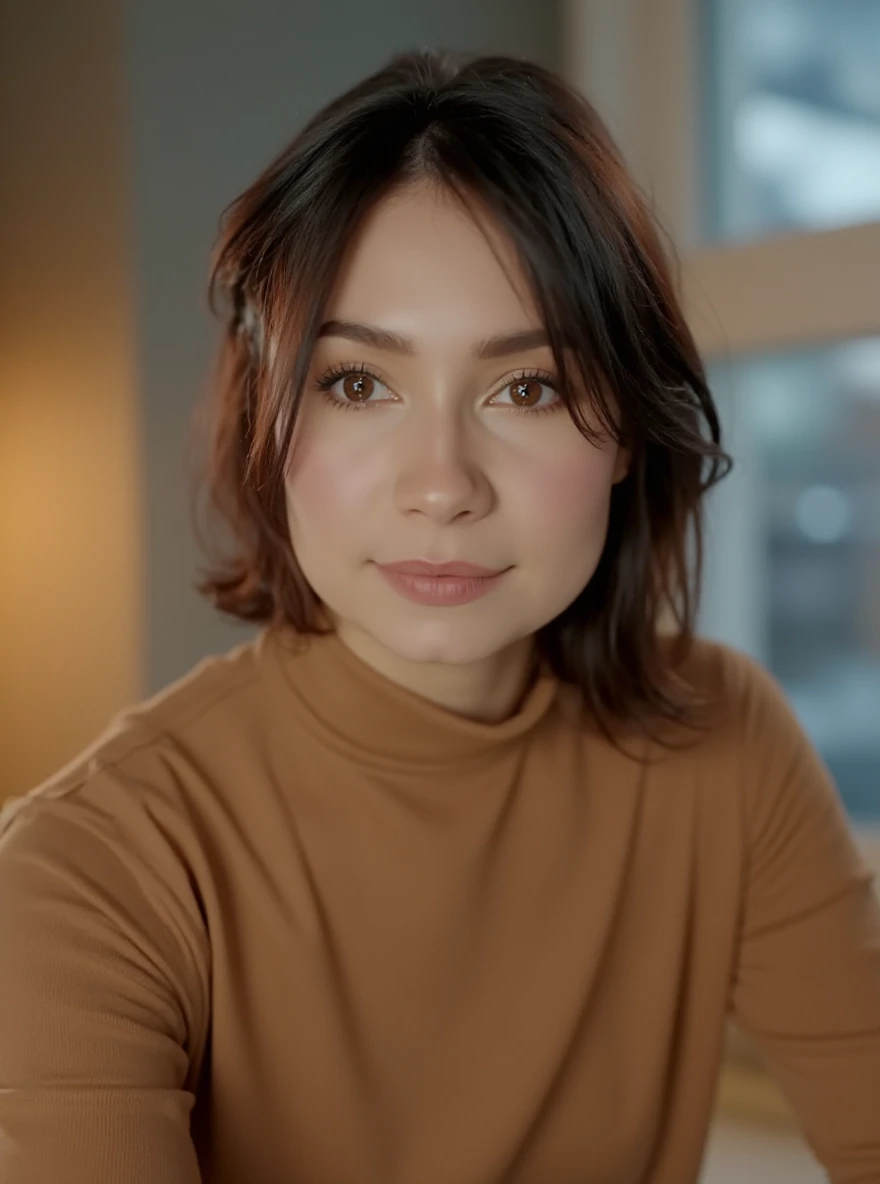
[392,415,494,525]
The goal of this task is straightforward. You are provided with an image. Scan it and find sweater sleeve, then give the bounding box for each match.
[728,654,880,1182]
[0,770,208,1184]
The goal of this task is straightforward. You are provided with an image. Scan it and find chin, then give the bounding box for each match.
[367,617,519,667]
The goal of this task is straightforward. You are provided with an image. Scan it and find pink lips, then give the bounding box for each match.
[374,559,510,606]
[378,559,504,578]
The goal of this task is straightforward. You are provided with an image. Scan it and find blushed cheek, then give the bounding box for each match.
[285,438,381,540]
[517,444,619,546]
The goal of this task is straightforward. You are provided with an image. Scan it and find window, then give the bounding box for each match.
[563,0,880,840]
[703,0,880,242]
[703,339,880,822]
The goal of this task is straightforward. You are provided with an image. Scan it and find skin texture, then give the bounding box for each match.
[283,183,628,721]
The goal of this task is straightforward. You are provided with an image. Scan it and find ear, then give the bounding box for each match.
[611,442,631,485]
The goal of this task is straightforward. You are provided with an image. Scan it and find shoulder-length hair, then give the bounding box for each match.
[194,49,732,738]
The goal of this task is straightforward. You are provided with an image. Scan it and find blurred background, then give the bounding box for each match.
[1,1,878,1179]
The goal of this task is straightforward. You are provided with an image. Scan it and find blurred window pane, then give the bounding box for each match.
[703,0,880,242]
[702,338,880,823]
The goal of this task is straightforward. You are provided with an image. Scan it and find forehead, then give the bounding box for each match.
[322,183,542,339]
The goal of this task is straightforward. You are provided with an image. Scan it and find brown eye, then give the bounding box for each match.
[342,373,375,402]
[509,379,544,407]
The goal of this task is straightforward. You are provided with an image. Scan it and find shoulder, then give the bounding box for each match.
[660,635,843,838]
[0,629,272,887]
[668,632,801,744]
[0,647,254,1073]
[0,642,272,1030]
[643,634,818,802]
[4,630,262,808]
[0,633,277,992]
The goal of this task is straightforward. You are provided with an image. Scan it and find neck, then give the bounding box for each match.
[332,625,538,724]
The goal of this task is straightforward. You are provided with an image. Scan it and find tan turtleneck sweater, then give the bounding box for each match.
[1,627,878,1184]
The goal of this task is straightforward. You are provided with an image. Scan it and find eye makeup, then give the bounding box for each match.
[314,362,565,417]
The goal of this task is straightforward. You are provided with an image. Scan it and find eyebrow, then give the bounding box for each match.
[317,319,550,359]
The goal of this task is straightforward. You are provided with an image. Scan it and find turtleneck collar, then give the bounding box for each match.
[259,625,560,773]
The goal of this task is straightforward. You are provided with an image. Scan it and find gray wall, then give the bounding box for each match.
[126,1,561,692]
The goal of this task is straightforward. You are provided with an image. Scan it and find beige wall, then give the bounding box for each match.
[0,0,143,801]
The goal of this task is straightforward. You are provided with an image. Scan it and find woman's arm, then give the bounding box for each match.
[0,783,206,1184]
[729,656,880,1182]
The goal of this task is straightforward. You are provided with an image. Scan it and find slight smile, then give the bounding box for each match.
[373,559,512,607]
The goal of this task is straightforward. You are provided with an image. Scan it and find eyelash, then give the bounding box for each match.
[314,363,564,417]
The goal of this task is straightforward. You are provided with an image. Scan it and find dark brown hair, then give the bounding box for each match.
[194,49,732,737]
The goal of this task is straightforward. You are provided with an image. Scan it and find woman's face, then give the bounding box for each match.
[282,183,627,673]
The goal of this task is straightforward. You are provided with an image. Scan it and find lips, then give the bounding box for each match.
[376,560,507,578]
[373,560,510,607]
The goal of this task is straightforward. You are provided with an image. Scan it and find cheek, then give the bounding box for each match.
[285,433,381,536]
[509,440,619,545]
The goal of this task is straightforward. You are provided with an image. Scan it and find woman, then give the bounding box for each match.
[1,49,878,1184]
